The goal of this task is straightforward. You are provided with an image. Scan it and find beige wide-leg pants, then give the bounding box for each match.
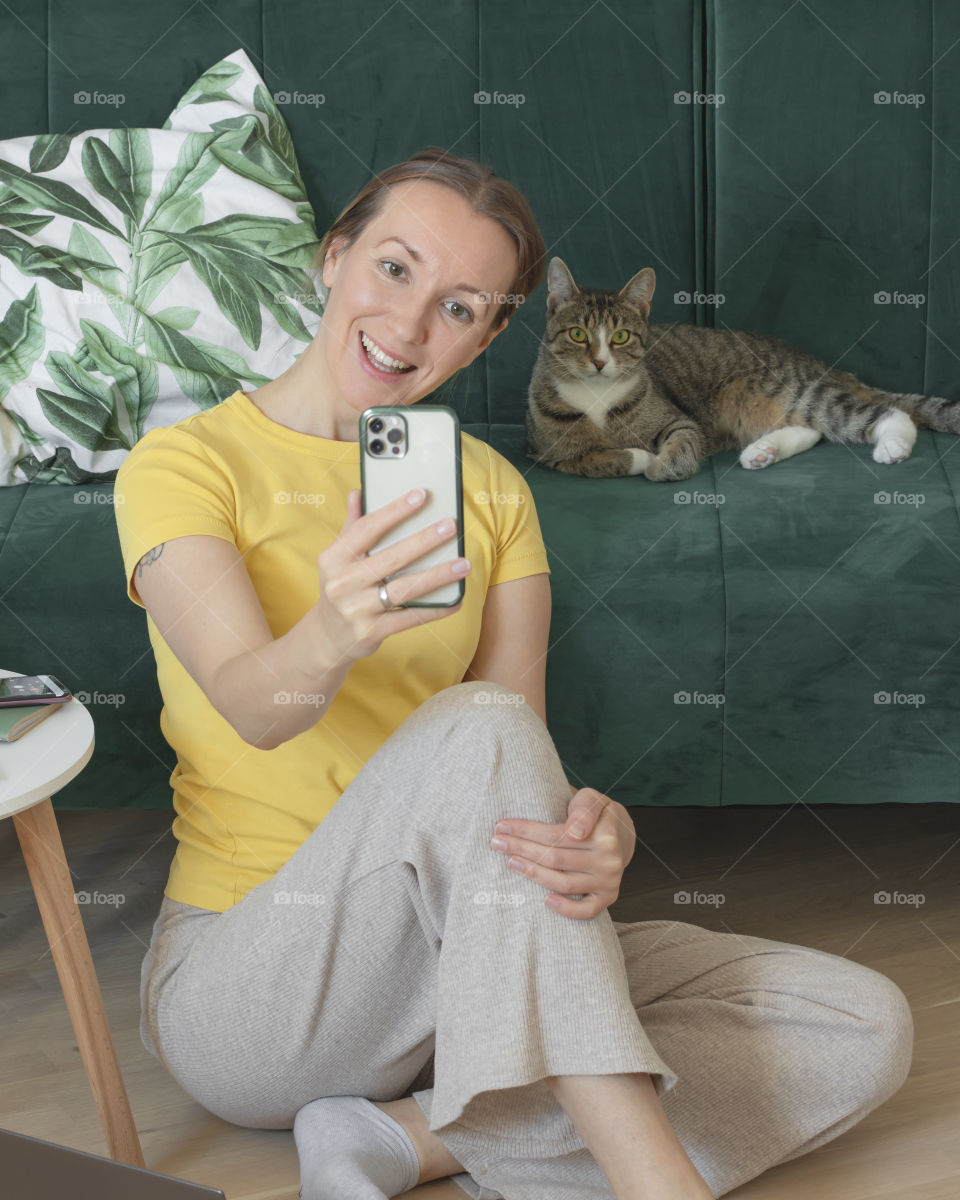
[139,681,913,1199]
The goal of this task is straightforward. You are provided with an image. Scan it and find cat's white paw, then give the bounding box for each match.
[872,437,913,464]
[627,448,653,476]
[740,440,778,470]
[871,410,916,463]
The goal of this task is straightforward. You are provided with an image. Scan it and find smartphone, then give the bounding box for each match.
[359,405,464,607]
[0,673,73,707]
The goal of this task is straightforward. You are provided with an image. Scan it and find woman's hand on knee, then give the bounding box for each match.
[490,789,636,920]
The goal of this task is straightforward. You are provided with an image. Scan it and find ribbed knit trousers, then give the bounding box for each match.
[138,681,913,1199]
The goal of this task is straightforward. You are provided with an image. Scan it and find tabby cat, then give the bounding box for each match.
[526,257,960,480]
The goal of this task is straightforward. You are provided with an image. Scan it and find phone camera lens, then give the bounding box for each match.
[369,418,384,434]
[370,438,385,455]
[387,428,403,444]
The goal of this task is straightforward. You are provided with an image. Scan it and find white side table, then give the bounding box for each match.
[0,667,144,1168]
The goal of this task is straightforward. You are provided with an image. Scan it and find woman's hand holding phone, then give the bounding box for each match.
[311,487,470,665]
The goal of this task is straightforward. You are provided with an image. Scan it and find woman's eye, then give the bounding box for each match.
[447,300,473,321]
[380,261,472,321]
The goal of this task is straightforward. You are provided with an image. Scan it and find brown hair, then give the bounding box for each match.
[311,146,546,332]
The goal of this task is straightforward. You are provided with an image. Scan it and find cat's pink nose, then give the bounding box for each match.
[592,359,606,370]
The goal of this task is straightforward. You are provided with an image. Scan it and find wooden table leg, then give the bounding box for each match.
[13,797,145,1168]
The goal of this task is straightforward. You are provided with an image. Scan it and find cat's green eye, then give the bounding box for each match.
[568,327,587,343]
[611,329,630,345]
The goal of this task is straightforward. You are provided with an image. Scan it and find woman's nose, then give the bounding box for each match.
[386,301,429,347]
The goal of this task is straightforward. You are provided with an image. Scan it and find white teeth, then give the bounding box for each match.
[361,331,412,371]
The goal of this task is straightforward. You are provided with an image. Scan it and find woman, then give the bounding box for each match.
[114,148,913,1200]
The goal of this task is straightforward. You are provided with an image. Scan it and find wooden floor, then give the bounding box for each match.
[1,801,957,1199]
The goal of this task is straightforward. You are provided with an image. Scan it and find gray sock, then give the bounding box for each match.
[294,1095,421,1200]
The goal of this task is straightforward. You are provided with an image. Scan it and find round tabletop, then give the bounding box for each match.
[0,668,94,819]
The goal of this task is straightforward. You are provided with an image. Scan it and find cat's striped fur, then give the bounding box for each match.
[526,257,960,480]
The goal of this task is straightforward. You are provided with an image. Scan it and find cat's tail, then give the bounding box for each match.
[798,375,960,441]
[881,390,960,434]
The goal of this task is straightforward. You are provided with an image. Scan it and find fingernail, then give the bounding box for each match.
[569,823,586,839]
[490,836,507,851]
[408,488,425,504]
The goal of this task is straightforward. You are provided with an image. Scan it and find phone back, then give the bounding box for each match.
[360,405,464,607]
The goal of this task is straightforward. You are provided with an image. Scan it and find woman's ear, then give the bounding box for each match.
[322,238,348,289]
[477,316,509,354]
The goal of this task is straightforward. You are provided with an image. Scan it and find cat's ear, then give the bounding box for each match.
[618,267,656,319]
[546,257,581,315]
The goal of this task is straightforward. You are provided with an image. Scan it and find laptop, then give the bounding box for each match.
[0,1127,227,1198]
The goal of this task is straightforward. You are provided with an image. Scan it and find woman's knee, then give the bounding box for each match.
[842,961,914,1105]
[420,679,537,726]
[775,948,914,1110]
[684,933,915,1113]
[416,680,553,759]
[413,680,570,821]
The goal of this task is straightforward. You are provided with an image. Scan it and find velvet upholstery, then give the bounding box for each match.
[1,0,957,808]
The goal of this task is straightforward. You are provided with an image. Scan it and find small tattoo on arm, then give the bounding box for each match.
[138,543,166,577]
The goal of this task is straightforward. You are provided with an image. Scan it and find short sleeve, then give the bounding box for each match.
[485,445,551,587]
[113,426,238,608]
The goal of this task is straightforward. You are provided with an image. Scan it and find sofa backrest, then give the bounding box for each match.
[6,1,951,432]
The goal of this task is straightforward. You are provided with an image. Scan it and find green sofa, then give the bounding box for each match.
[2,0,958,809]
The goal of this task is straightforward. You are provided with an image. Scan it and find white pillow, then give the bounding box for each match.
[0,48,323,485]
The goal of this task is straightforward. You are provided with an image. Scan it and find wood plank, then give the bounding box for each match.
[1,804,956,1199]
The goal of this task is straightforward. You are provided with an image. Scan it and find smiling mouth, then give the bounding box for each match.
[359,330,417,375]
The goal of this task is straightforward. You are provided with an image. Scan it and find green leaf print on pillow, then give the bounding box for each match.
[0,48,323,485]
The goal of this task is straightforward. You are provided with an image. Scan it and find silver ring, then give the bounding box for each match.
[378,579,402,611]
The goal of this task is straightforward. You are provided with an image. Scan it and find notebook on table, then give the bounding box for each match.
[0,1127,227,1198]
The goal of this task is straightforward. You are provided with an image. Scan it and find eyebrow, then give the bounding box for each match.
[375,237,489,303]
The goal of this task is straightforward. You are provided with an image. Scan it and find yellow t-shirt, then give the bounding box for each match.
[113,390,551,912]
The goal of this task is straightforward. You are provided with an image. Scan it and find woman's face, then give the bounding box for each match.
[319,178,519,422]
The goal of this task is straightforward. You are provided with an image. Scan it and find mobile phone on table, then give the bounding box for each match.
[0,674,73,707]
[359,405,464,608]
